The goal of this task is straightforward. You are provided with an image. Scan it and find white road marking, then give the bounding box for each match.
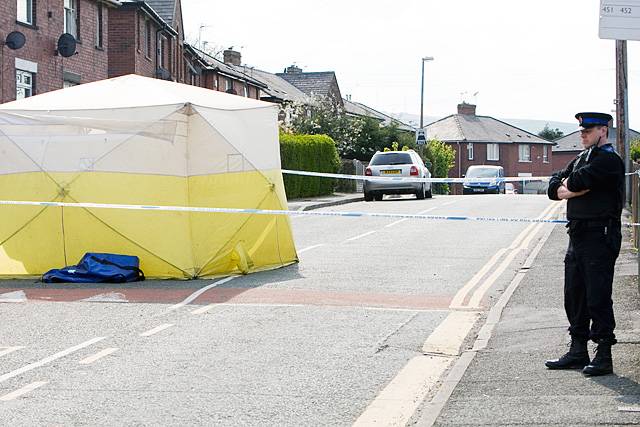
[385,206,440,228]
[79,348,119,365]
[298,244,324,254]
[0,337,105,384]
[139,324,173,337]
[0,346,24,357]
[441,200,457,206]
[0,290,27,303]
[449,201,557,309]
[417,207,561,427]
[166,276,236,312]
[344,230,377,243]
[0,381,47,402]
[422,311,480,356]
[353,355,453,426]
[81,292,129,303]
[190,302,449,314]
[618,406,640,412]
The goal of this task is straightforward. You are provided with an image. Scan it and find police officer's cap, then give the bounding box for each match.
[575,112,613,129]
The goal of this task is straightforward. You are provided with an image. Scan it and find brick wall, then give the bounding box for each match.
[553,151,579,172]
[1,0,110,103]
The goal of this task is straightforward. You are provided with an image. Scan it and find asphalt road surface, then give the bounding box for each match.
[0,194,561,426]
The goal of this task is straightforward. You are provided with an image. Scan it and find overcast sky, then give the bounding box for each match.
[182,0,640,129]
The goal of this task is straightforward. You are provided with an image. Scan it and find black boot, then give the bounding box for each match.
[545,338,589,369]
[582,344,613,376]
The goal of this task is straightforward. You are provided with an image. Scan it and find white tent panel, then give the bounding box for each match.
[195,106,281,172]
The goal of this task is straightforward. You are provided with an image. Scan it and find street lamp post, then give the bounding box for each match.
[419,56,434,130]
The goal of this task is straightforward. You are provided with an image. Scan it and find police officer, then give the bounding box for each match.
[545,112,624,376]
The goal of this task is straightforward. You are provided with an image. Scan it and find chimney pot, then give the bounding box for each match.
[457,103,477,116]
[223,50,241,66]
[284,64,302,74]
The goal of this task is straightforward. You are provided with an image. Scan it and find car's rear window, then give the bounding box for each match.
[370,153,413,166]
[466,167,500,178]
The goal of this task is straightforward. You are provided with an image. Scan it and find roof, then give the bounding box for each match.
[425,114,553,144]
[0,74,275,111]
[187,47,267,88]
[144,0,176,25]
[276,72,337,98]
[232,67,310,103]
[344,99,414,132]
[118,1,176,34]
[553,127,640,152]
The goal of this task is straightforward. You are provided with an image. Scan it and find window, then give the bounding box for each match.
[95,4,103,48]
[64,0,78,38]
[519,144,531,162]
[543,145,549,163]
[159,35,166,68]
[243,84,248,97]
[225,78,233,92]
[467,143,474,160]
[63,80,78,88]
[145,19,151,58]
[17,0,34,25]
[487,143,499,161]
[16,70,34,99]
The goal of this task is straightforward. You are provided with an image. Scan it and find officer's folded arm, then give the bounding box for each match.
[566,155,618,193]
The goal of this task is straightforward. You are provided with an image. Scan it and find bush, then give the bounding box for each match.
[280,133,341,199]
[631,139,640,162]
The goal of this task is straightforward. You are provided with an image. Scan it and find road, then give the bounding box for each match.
[0,194,562,426]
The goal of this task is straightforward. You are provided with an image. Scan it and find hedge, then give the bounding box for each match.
[280,133,341,199]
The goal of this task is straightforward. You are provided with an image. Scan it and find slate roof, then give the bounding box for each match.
[233,67,310,103]
[276,72,337,98]
[144,0,176,25]
[344,99,414,132]
[553,127,640,152]
[425,114,553,144]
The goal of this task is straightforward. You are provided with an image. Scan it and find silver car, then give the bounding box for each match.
[363,150,432,201]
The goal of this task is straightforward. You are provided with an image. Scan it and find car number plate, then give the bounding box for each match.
[381,170,401,175]
[473,188,484,192]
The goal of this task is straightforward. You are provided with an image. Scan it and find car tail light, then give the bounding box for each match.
[365,167,372,176]
[410,166,419,176]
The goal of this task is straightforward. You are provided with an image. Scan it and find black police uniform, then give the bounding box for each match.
[546,112,624,375]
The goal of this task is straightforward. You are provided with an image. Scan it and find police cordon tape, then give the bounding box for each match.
[1,199,638,227]
[283,169,640,182]
[281,169,549,183]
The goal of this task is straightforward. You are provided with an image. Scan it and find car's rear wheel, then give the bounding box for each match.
[426,187,433,198]
[364,191,373,202]
[374,193,383,201]
[416,184,426,200]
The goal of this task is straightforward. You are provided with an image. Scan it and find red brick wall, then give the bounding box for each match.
[448,142,555,194]
[1,0,110,103]
[107,8,135,77]
[553,151,579,172]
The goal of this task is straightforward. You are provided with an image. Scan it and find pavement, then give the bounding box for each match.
[286,192,363,211]
[414,212,640,426]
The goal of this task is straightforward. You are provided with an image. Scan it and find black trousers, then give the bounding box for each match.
[564,223,621,344]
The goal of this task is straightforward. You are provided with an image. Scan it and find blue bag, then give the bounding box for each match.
[42,253,145,283]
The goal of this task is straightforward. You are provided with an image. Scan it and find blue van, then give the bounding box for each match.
[462,165,505,194]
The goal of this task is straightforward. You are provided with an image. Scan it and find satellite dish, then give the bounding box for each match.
[57,33,76,57]
[5,31,26,50]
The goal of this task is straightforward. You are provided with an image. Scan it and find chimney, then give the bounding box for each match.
[223,50,241,66]
[284,64,302,74]
[457,103,476,116]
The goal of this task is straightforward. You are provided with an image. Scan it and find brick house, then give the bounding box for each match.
[1,0,119,104]
[276,66,344,109]
[108,0,186,82]
[426,103,555,194]
[552,127,640,172]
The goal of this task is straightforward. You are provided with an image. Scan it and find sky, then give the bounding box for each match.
[181,0,640,129]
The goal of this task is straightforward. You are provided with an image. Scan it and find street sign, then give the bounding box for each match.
[416,129,426,145]
[599,0,640,40]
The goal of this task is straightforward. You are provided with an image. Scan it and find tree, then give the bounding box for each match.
[538,123,564,141]
[630,139,640,162]
[423,139,456,194]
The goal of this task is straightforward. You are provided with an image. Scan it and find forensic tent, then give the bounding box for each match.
[0,75,298,278]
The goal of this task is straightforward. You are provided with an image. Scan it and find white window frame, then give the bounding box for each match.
[487,143,499,161]
[16,69,34,100]
[225,78,232,92]
[467,143,474,160]
[243,84,248,97]
[519,144,531,162]
[17,0,34,25]
[543,145,549,163]
[64,0,78,38]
